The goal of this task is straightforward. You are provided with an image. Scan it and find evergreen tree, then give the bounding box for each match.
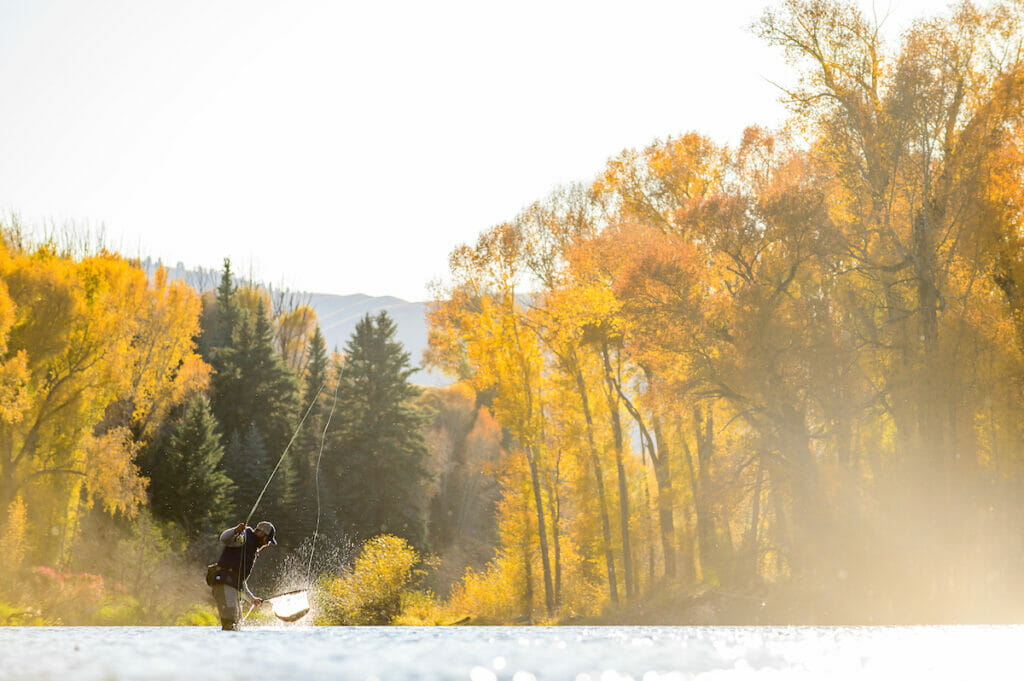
[198,257,239,361]
[331,312,431,548]
[213,303,298,455]
[142,395,233,536]
[221,423,272,521]
[212,300,299,532]
[292,327,333,537]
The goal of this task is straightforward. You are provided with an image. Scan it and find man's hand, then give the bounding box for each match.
[252,597,264,606]
[234,522,246,534]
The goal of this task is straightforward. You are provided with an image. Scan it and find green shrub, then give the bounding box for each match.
[317,534,419,625]
[94,596,142,625]
[0,600,46,626]
[175,604,219,626]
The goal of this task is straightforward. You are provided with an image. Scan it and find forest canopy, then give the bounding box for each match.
[427,0,1024,622]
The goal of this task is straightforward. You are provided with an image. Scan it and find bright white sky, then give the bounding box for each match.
[0,0,954,301]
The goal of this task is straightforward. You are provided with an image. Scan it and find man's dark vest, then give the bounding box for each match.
[212,528,258,590]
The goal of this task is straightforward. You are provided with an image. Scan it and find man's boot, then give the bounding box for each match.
[221,619,237,631]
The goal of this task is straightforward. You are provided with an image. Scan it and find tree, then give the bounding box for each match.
[220,425,267,520]
[291,326,336,539]
[331,312,430,549]
[428,223,558,614]
[421,0,1024,621]
[0,238,203,562]
[212,298,299,523]
[276,305,319,376]
[197,258,239,361]
[143,395,233,535]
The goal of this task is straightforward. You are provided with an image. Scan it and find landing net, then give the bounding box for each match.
[270,590,310,622]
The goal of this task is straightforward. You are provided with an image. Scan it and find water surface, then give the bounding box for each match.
[2,625,1020,680]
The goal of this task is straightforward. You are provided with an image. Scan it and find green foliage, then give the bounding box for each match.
[317,534,420,625]
[198,257,239,358]
[93,595,142,625]
[141,395,233,536]
[206,276,299,524]
[331,312,431,548]
[175,603,219,626]
[221,425,271,519]
[0,600,47,625]
[66,510,205,625]
[213,300,299,457]
[291,326,334,539]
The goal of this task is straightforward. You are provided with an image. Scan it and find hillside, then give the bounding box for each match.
[308,292,448,386]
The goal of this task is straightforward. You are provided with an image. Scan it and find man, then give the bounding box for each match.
[209,520,277,630]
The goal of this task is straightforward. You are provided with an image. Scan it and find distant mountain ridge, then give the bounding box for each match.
[141,258,448,386]
[307,292,448,386]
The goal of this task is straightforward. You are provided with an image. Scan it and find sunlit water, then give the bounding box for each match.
[2,625,1021,680]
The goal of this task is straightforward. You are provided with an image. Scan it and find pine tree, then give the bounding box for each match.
[331,312,431,548]
[291,326,334,538]
[212,300,300,531]
[221,424,271,520]
[198,257,239,361]
[143,395,233,536]
[214,303,298,454]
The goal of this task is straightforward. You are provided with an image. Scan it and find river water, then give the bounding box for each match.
[1,625,1020,680]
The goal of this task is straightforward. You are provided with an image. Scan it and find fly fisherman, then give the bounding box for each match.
[209,521,277,630]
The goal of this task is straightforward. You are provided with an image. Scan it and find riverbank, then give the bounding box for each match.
[576,580,1024,626]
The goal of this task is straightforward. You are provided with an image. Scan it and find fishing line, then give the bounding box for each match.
[306,369,342,582]
[244,381,327,526]
[239,364,341,623]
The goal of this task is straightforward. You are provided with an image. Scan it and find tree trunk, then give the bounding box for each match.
[651,417,678,579]
[526,449,555,616]
[548,466,563,610]
[0,437,14,513]
[742,456,764,579]
[606,369,679,583]
[684,406,718,582]
[520,498,534,616]
[643,476,655,583]
[601,345,635,599]
[572,363,619,606]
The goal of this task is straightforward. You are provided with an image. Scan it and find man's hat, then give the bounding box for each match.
[255,521,277,545]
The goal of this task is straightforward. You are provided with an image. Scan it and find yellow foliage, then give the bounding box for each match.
[0,350,30,424]
[175,604,219,626]
[276,305,318,374]
[0,237,203,559]
[445,553,524,624]
[235,285,271,320]
[391,589,446,625]
[125,265,206,437]
[317,534,420,625]
[82,427,147,518]
[168,354,213,408]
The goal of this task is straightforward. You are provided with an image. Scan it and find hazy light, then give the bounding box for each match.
[0,0,970,300]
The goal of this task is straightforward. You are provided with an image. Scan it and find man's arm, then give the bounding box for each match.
[242,583,262,605]
[219,522,248,546]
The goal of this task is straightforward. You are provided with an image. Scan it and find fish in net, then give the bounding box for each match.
[267,590,310,622]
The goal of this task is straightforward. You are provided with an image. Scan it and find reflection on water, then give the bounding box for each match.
[1,625,1021,680]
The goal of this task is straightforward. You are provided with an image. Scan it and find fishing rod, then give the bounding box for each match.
[237,367,343,627]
